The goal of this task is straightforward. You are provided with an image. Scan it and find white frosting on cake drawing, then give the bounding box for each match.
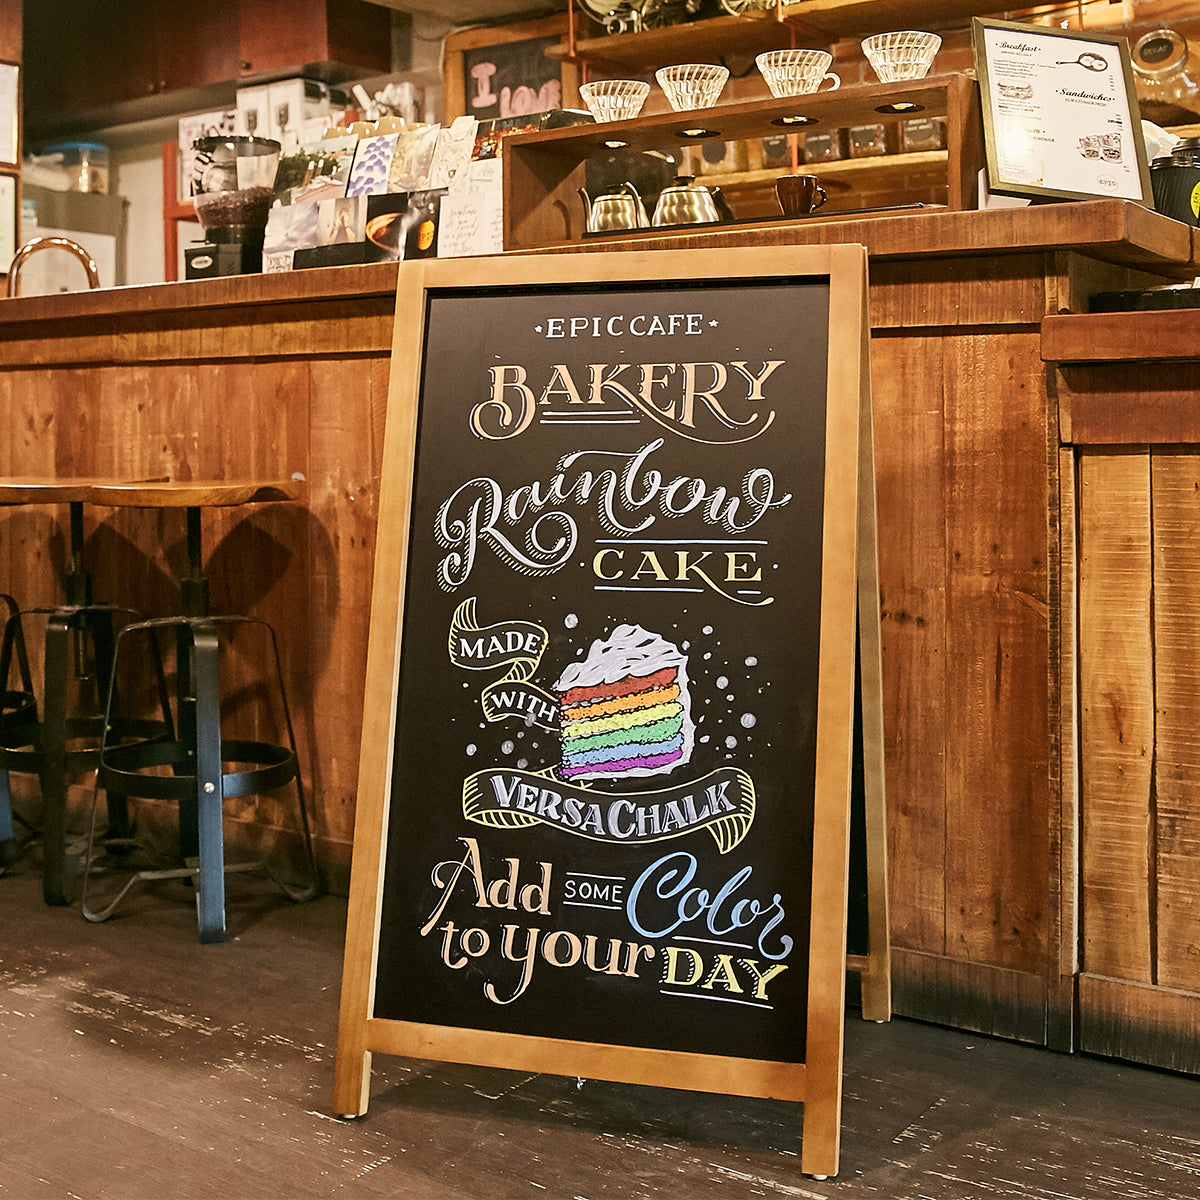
[553,624,694,780]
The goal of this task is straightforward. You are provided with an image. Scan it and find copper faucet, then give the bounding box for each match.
[5,236,101,297]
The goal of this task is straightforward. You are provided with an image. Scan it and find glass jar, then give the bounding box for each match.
[1132,29,1200,127]
[41,141,108,193]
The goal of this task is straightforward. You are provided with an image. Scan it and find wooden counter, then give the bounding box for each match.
[1042,305,1200,1074]
[0,265,400,892]
[0,201,1193,1050]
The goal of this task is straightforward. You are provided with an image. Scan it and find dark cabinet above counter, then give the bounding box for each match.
[22,0,393,141]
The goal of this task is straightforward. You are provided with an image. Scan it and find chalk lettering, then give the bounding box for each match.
[626,851,793,960]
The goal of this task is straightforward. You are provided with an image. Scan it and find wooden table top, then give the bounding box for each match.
[0,478,307,507]
[0,477,115,504]
[85,479,307,508]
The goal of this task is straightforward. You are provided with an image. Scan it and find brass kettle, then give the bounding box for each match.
[579,181,650,233]
[651,175,735,226]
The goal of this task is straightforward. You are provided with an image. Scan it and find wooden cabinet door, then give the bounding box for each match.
[23,0,157,111]
[236,0,391,77]
[1076,447,1200,1074]
[22,0,388,126]
[153,0,240,94]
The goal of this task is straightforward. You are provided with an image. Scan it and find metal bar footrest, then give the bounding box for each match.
[0,715,170,772]
[99,737,299,801]
[81,854,275,922]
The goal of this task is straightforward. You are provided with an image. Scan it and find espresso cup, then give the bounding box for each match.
[776,174,828,217]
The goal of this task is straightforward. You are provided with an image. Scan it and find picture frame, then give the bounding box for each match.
[0,62,17,167]
[972,17,1152,204]
[0,172,14,269]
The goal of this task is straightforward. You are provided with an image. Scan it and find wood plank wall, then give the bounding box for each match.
[1075,447,1200,1072]
[0,272,397,891]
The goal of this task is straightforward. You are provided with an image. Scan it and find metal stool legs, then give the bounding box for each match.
[82,612,318,942]
[0,593,37,870]
[0,600,169,902]
[0,498,170,901]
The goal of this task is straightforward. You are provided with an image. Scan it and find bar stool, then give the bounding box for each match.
[0,592,37,868]
[0,479,168,902]
[80,479,319,943]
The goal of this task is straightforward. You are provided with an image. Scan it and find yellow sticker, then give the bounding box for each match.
[1191,181,1200,219]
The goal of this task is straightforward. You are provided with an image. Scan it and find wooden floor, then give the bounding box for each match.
[2,857,1200,1200]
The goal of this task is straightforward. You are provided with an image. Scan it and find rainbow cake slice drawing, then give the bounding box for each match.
[553,624,694,781]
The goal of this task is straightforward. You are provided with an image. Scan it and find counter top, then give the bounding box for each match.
[0,199,1193,333]
[518,199,1197,277]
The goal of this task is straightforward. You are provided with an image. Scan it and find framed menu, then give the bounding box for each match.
[334,244,880,1179]
[972,18,1152,204]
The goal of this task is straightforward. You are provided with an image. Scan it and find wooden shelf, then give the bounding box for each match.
[549,2,1007,73]
[503,73,982,249]
[774,0,1006,38]
[549,11,798,71]
[703,149,948,192]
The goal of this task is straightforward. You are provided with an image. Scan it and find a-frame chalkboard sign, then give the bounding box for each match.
[334,244,885,1179]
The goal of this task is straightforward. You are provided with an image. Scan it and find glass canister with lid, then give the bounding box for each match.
[40,141,109,193]
[1132,29,1200,127]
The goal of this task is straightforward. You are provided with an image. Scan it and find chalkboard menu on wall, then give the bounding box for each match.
[463,35,562,121]
[336,246,873,1178]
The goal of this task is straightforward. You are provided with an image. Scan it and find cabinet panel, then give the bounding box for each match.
[1078,451,1154,983]
[156,1,241,95]
[24,0,160,112]
[237,0,391,77]
[1149,454,1200,995]
[21,0,389,134]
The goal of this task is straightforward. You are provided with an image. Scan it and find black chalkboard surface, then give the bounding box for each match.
[463,35,562,121]
[335,246,877,1179]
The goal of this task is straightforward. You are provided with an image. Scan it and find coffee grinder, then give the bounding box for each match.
[185,135,281,279]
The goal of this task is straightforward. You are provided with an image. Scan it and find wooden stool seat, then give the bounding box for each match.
[0,477,169,902]
[79,477,317,942]
[84,480,304,508]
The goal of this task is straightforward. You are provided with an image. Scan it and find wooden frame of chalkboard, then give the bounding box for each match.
[335,244,879,1179]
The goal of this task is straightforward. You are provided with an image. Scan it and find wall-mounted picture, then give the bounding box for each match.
[972,18,1152,204]
[0,173,15,267]
[0,63,17,166]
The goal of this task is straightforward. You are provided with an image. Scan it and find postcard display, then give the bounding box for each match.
[334,244,888,1178]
